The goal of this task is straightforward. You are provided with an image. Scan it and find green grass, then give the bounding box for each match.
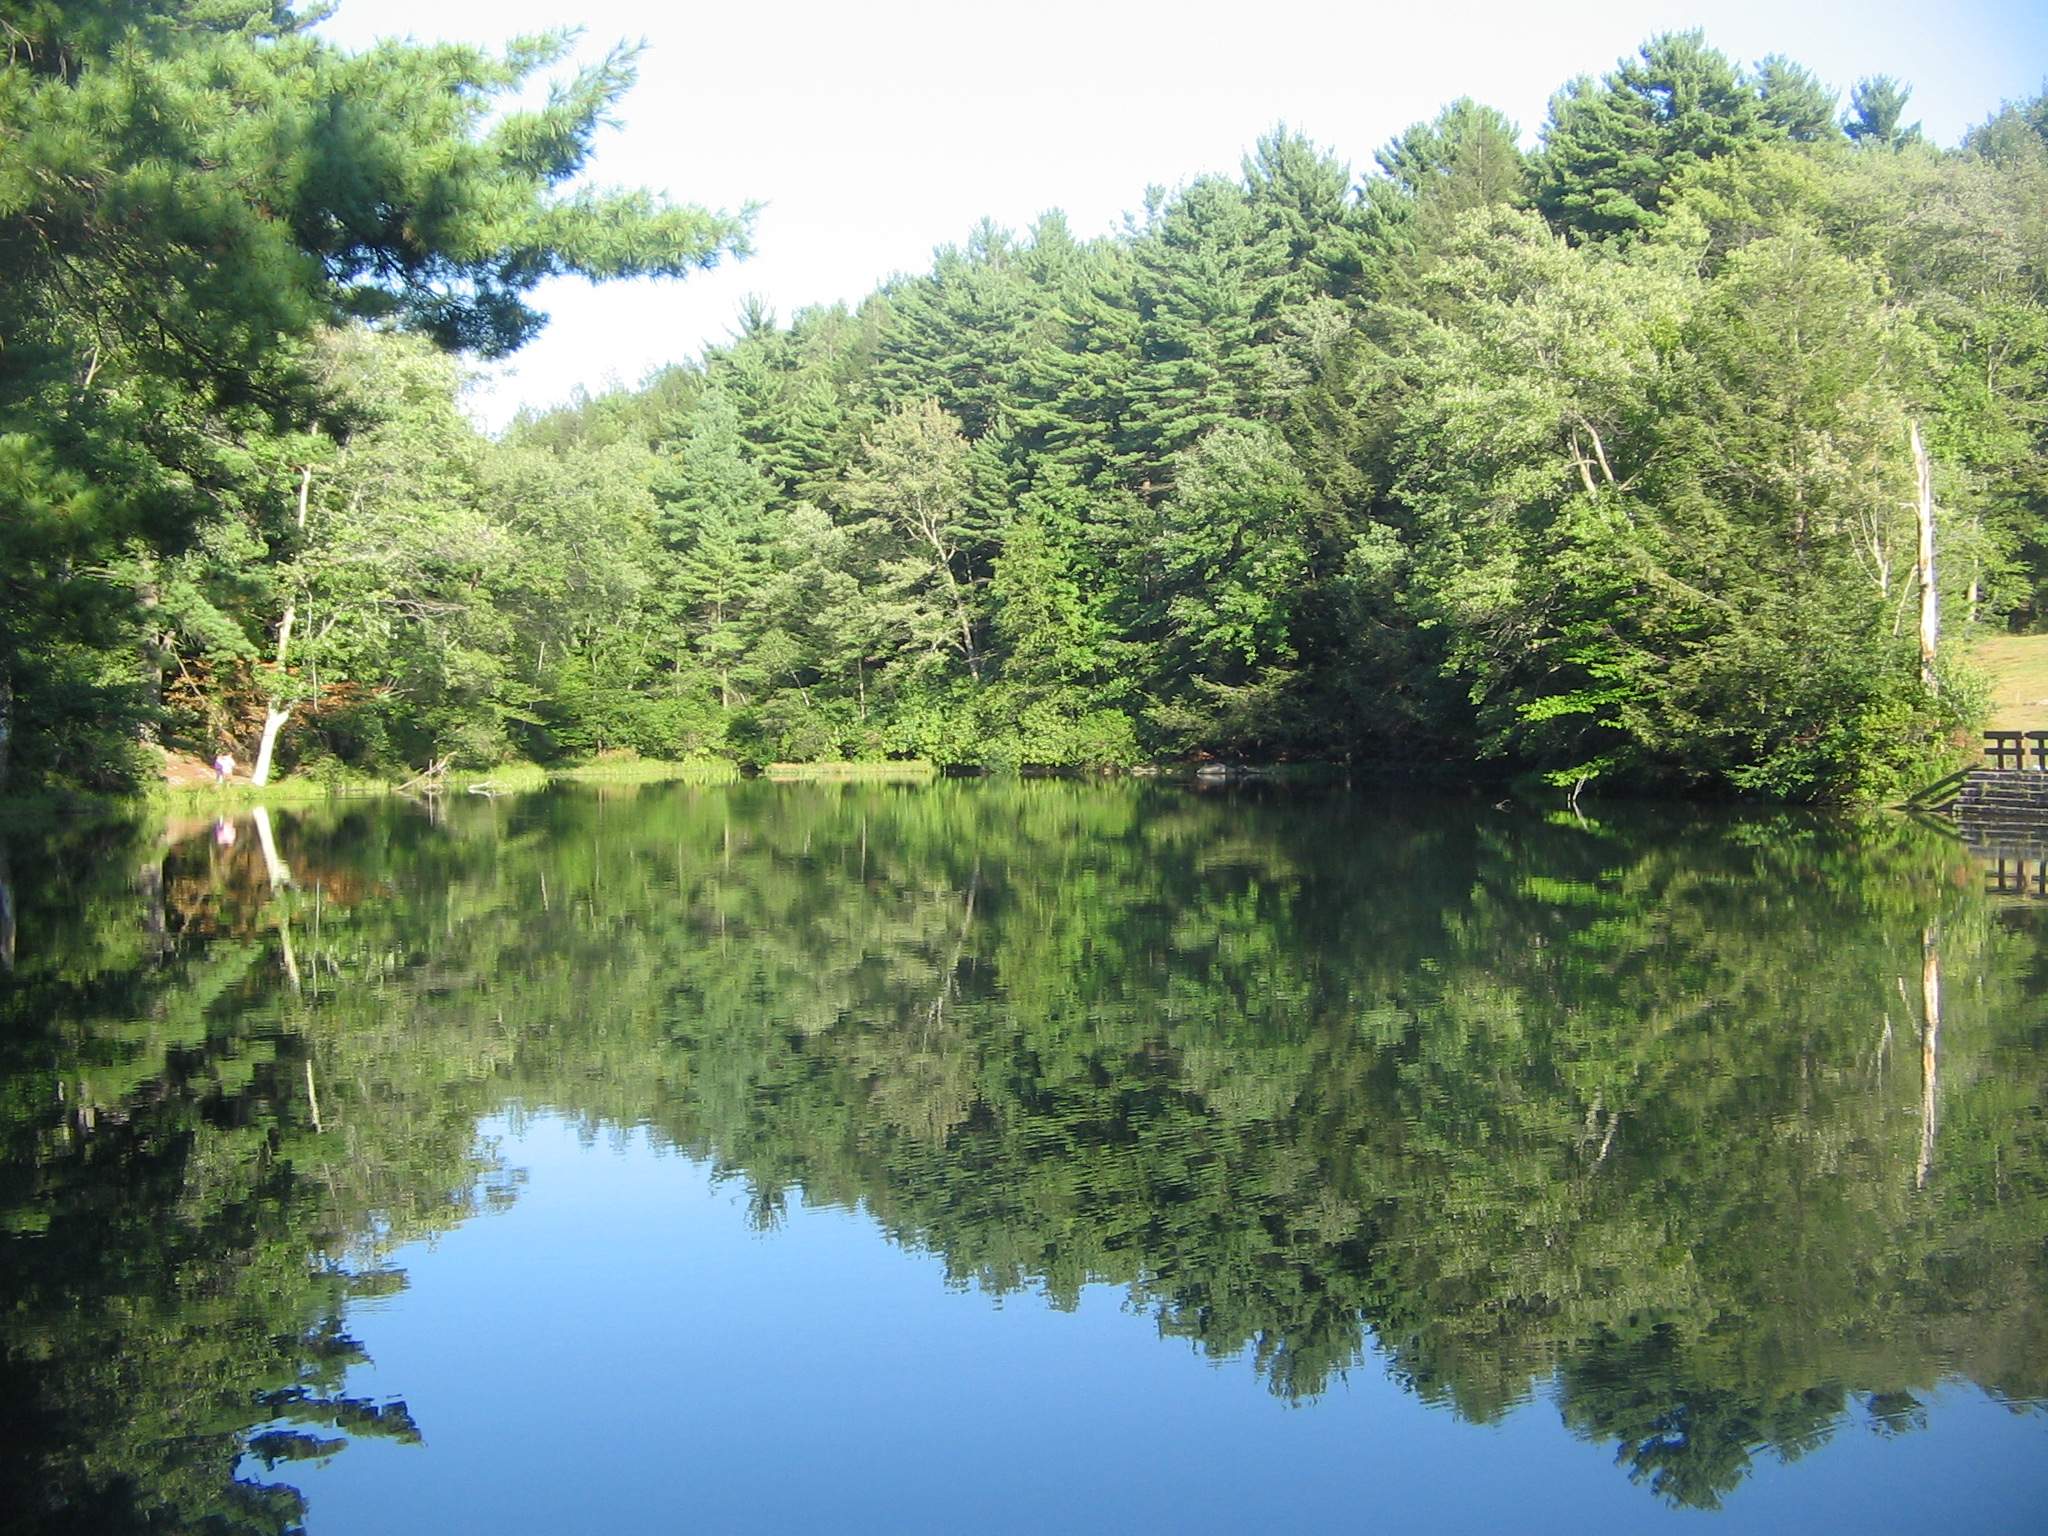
[1968,633,2048,731]
[760,759,938,781]
[447,762,550,794]
[160,774,391,811]
[552,755,740,784]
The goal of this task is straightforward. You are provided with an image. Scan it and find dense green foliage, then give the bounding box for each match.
[0,1,746,788]
[2,783,2044,1526]
[6,18,2047,799]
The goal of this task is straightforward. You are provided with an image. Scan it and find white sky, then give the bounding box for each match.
[315,0,2048,428]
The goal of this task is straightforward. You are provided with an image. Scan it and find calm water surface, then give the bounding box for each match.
[2,781,2044,1532]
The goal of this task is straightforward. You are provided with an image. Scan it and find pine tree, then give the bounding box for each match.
[0,1,748,787]
[654,385,780,709]
[1752,56,1842,143]
[1844,76,1924,149]
[1537,31,1776,243]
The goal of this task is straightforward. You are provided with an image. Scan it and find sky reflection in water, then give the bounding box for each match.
[285,1114,2044,1535]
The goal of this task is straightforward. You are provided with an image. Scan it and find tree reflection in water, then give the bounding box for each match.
[1,782,2044,1528]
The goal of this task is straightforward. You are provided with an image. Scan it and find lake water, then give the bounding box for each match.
[2,781,2044,1532]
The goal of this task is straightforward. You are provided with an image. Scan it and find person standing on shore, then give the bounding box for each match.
[213,751,235,786]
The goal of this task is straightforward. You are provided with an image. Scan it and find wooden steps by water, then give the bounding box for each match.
[1901,733,2048,858]
[1955,771,2048,832]
[1923,733,2048,867]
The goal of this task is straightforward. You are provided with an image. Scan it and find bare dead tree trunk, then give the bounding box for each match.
[1912,420,1938,696]
[250,600,295,787]
[137,563,165,745]
[912,498,982,682]
[250,465,315,787]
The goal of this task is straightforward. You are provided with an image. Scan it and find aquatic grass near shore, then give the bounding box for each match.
[160,775,392,811]
[552,757,741,785]
[759,760,939,781]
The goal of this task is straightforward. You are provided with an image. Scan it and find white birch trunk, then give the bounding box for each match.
[1912,420,1938,696]
[251,705,290,786]
[250,600,295,787]
[249,465,314,787]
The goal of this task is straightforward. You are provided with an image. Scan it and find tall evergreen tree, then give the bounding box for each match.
[1752,55,1842,143]
[655,384,780,710]
[1537,31,1776,243]
[1844,75,1924,149]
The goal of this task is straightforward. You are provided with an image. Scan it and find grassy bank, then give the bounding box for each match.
[759,760,938,781]
[160,774,391,812]
[552,756,741,785]
[1970,633,2048,732]
[447,763,551,794]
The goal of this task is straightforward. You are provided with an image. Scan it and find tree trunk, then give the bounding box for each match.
[249,466,314,786]
[1912,419,1938,696]
[137,565,165,744]
[0,664,11,797]
[936,556,982,682]
[250,600,296,787]
[917,512,982,682]
[251,705,290,786]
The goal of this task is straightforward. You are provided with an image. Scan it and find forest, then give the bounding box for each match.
[5,4,2047,801]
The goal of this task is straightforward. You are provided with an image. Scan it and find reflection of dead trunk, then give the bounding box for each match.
[137,854,167,960]
[0,839,14,973]
[1917,923,1942,1191]
[926,862,981,1037]
[278,908,301,991]
[304,1057,323,1133]
[253,806,300,988]
[1579,1092,1622,1167]
[252,806,290,888]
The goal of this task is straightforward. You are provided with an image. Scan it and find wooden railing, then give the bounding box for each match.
[1983,730,2048,771]
[1985,854,2048,900]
